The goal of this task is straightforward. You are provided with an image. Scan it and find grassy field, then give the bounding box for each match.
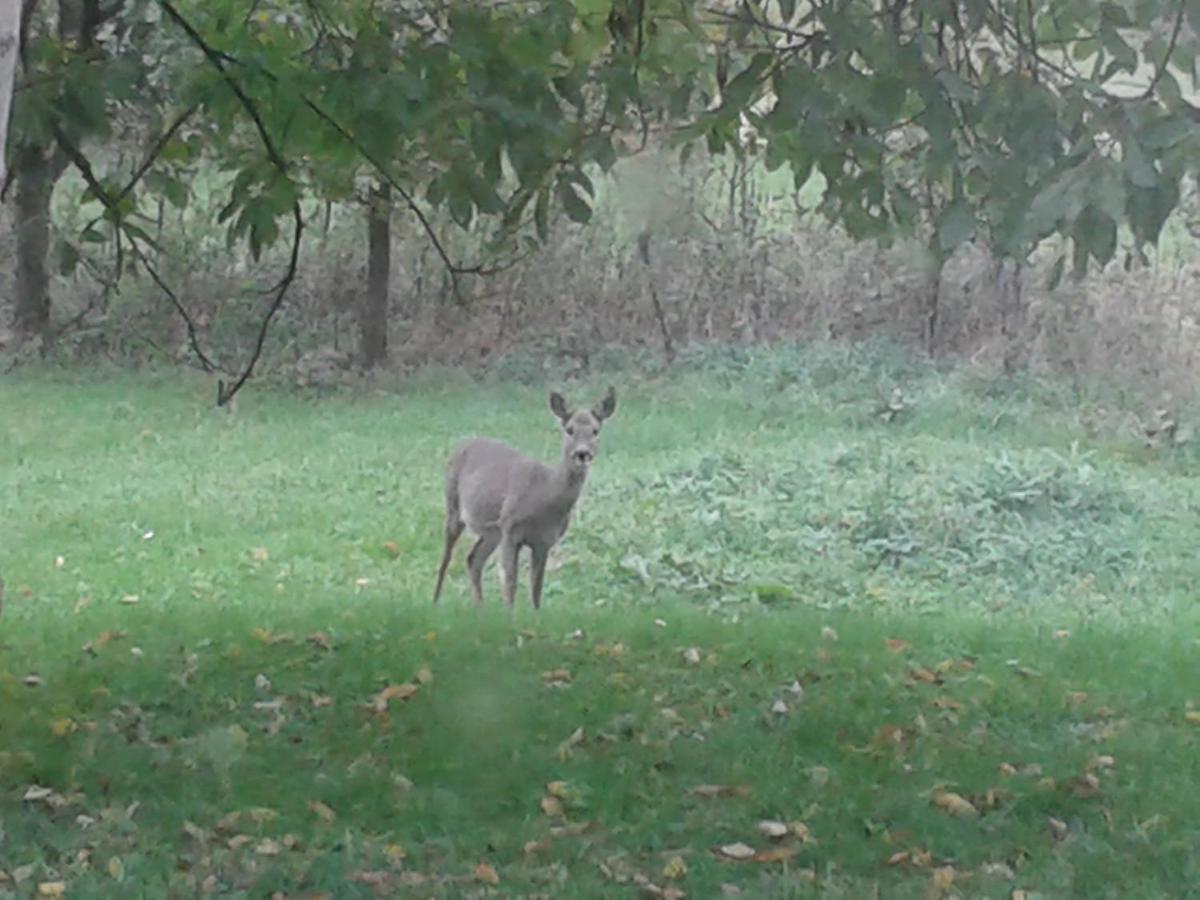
[3,344,1200,898]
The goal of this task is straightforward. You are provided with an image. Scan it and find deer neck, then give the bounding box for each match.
[551,454,589,506]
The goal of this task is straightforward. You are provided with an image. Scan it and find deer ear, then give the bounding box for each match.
[549,391,571,423]
[593,386,617,421]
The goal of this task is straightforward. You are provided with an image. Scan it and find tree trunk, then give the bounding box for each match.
[924,241,946,356]
[359,182,391,369]
[13,144,63,347]
[996,256,1026,375]
[0,0,19,188]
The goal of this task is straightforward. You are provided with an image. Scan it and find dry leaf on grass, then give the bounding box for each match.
[662,855,688,880]
[682,647,701,665]
[540,796,564,816]
[688,784,751,799]
[372,683,418,711]
[758,820,789,839]
[1184,710,1200,725]
[714,843,756,861]
[474,862,500,885]
[931,790,979,817]
[37,883,66,898]
[383,541,401,558]
[752,846,800,863]
[542,668,573,685]
[307,632,333,651]
[308,800,336,823]
[885,638,909,653]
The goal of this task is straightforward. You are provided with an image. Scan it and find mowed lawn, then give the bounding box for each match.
[3,350,1200,898]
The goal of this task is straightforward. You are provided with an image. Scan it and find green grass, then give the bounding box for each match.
[3,346,1200,898]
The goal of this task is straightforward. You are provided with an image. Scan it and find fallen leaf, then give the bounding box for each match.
[1053,629,1071,639]
[885,638,909,653]
[384,843,406,863]
[546,780,571,798]
[354,577,370,588]
[931,790,978,817]
[23,785,53,802]
[540,796,564,816]
[821,626,838,641]
[312,694,334,708]
[309,800,336,823]
[770,699,789,715]
[50,718,76,738]
[37,883,66,898]
[715,843,756,861]
[23,674,44,687]
[474,862,500,885]
[1088,754,1116,771]
[908,667,938,684]
[255,838,283,856]
[1066,691,1089,707]
[414,666,434,685]
[790,821,812,842]
[557,726,585,759]
[929,696,964,711]
[752,846,800,863]
[887,851,910,866]
[682,647,701,665]
[307,632,333,651]
[931,865,956,889]
[524,839,548,855]
[1185,710,1200,725]
[662,855,688,880]
[1048,817,1069,841]
[349,871,392,887]
[383,541,401,558]
[226,834,253,850]
[758,820,789,839]
[874,724,907,746]
[372,683,418,711]
[120,594,140,605]
[54,555,65,568]
[1012,891,1029,900]
[182,821,207,842]
[1067,773,1102,799]
[107,856,125,881]
[252,547,269,562]
[688,784,751,798]
[542,668,573,685]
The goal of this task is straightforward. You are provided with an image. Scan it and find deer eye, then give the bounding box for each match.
[566,426,576,436]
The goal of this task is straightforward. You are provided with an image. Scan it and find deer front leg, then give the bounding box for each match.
[499,534,521,608]
[529,544,549,610]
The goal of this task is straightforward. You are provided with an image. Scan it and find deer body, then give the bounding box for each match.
[433,389,616,609]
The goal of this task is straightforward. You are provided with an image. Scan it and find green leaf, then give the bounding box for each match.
[936,201,975,253]
[1074,204,1117,265]
[534,184,551,243]
[720,53,772,116]
[1045,253,1066,291]
[59,242,80,277]
[556,179,592,224]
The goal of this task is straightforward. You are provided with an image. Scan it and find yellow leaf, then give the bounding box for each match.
[908,667,938,684]
[540,796,564,816]
[1185,711,1200,725]
[546,780,570,798]
[931,790,978,817]
[255,838,282,856]
[119,594,140,605]
[309,800,336,823]
[227,834,253,850]
[384,843,407,863]
[662,855,688,879]
[474,862,500,885]
[932,865,956,889]
[311,694,334,708]
[414,667,434,685]
[251,547,269,562]
[37,882,66,898]
[50,718,76,738]
[107,856,124,881]
[542,668,573,685]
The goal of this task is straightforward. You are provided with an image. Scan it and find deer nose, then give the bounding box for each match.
[574,449,593,464]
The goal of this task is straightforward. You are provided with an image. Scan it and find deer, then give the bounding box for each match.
[432,387,617,610]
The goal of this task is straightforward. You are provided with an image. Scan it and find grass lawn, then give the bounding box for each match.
[2,346,1200,898]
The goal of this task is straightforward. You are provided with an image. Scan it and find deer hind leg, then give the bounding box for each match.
[466,529,501,605]
[499,533,522,608]
[432,515,465,603]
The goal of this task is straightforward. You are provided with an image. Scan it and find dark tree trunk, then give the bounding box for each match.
[12,144,63,348]
[924,242,946,357]
[997,256,1027,375]
[359,182,391,369]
